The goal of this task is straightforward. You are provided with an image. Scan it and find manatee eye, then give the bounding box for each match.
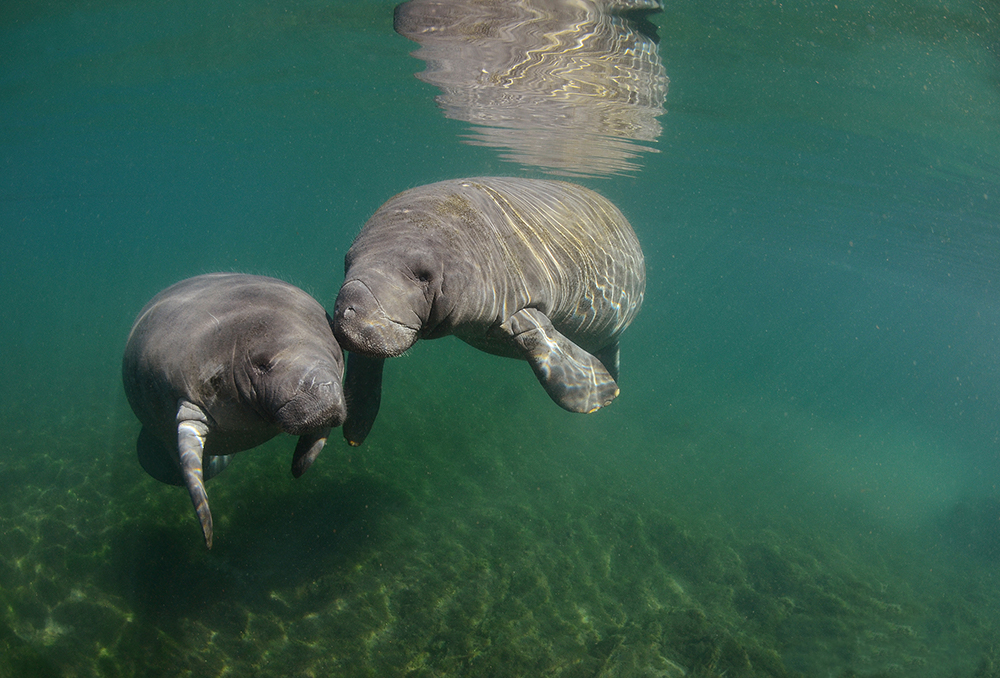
[410,265,432,284]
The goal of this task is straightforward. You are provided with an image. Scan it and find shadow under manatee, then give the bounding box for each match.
[101,473,407,632]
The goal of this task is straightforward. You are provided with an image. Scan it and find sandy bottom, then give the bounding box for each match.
[2,358,999,678]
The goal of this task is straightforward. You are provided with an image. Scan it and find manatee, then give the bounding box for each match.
[122,273,347,548]
[333,177,645,445]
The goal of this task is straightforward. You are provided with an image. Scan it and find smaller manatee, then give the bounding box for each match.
[122,273,347,548]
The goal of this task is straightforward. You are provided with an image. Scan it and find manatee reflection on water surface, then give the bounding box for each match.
[394,0,669,177]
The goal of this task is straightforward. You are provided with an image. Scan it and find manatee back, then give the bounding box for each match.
[371,177,646,350]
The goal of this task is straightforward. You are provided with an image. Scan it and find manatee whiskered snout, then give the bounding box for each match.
[334,279,418,358]
[274,367,347,434]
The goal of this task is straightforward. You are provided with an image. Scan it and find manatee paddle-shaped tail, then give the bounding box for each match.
[342,352,385,447]
[176,400,214,549]
[501,308,619,413]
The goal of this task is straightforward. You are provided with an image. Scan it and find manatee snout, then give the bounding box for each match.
[275,364,347,434]
[334,279,418,358]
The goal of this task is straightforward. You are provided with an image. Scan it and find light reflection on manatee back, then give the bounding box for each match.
[394,0,669,177]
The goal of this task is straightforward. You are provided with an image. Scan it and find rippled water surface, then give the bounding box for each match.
[2,1,999,676]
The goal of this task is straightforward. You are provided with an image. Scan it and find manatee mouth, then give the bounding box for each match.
[275,368,347,434]
[333,279,419,358]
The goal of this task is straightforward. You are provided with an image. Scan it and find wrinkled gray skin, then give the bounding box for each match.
[122,273,347,548]
[334,177,645,446]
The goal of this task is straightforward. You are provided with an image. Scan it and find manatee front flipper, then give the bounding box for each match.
[595,342,621,383]
[176,400,215,549]
[500,308,619,413]
[342,352,385,447]
[291,428,330,478]
[137,426,232,485]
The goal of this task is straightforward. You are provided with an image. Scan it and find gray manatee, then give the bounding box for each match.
[122,273,347,548]
[333,177,645,446]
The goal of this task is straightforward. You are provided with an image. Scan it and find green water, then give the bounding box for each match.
[2,0,999,676]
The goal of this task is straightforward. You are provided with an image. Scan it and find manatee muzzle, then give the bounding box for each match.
[334,279,419,358]
[274,365,346,434]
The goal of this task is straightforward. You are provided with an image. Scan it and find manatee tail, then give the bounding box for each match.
[176,400,214,549]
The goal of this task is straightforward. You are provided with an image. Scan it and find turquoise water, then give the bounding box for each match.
[2,0,999,676]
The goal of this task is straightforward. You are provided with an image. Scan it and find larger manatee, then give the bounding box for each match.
[122,273,347,548]
[333,177,645,445]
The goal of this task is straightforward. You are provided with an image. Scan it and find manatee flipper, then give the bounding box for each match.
[342,352,385,447]
[501,308,619,413]
[137,426,233,486]
[291,428,330,478]
[595,341,621,382]
[176,400,214,549]
[203,455,233,482]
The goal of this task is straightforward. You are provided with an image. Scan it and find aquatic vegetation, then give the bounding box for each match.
[3,395,1000,677]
